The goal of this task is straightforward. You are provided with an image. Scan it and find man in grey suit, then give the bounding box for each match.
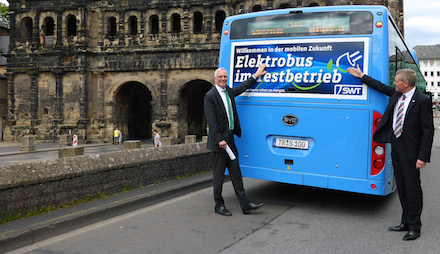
[348,66,434,241]
[204,64,267,216]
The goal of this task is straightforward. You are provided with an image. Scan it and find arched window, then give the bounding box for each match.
[150,15,159,34]
[67,15,77,36]
[128,16,138,35]
[21,17,33,38]
[193,12,203,34]
[43,17,55,36]
[279,4,292,9]
[108,17,117,36]
[172,13,181,33]
[252,5,263,12]
[215,11,226,33]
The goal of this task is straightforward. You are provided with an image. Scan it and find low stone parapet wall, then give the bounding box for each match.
[0,142,213,219]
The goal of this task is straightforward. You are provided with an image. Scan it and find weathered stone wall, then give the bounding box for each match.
[0,142,213,218]
[4,0,404,143]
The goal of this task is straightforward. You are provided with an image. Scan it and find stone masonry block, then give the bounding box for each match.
[161,137,172,146]
[20,135,36,152]
[123,140,141,150]
[59,146,84,158]
[185,135,196,144]
[59,134,71,147]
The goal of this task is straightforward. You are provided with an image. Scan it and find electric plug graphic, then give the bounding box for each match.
[336,51,362,68]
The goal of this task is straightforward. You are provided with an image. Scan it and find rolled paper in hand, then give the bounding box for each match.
[225,145,236,160]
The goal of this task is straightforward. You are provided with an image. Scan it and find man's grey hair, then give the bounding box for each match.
[396,69,417,87]
[214,67,228,78]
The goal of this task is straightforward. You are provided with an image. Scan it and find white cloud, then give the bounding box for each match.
[404,0,440,48]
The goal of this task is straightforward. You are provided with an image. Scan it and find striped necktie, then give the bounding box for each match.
[394,94,405,138]
[224,90,234,130]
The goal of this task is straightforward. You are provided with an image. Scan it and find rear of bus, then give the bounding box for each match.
[220,6,395,195]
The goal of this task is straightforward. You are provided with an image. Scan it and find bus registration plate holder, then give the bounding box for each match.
[273,138,309,150]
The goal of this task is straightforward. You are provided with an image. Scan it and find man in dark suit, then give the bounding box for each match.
[204,64,267,216]
[348,66,434,241]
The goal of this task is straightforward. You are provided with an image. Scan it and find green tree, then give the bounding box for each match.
[0,3,9,28]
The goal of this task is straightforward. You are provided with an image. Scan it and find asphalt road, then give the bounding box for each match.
[7,130,440,254]
[0,141,154,166]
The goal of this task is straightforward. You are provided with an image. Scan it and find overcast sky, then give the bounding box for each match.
[404,0,440,48]
[1,0,439,48]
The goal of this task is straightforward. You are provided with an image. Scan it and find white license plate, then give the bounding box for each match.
[273,138,309,150]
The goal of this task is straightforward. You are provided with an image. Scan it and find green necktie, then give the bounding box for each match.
[224,90,234,130]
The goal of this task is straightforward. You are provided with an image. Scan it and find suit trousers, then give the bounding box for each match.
[391,134,423,232]
[213,132,250,209]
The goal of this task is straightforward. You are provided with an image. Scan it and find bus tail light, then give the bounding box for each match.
[376,21,383,28]
[371,111,386,176]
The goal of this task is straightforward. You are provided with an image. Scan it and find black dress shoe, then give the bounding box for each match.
[242,202,264,214]
[215,206,232,216]
[388,224,409,232]
[403,231,420,241]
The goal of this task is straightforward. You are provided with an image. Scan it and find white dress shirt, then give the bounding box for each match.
[393,87,416,132]
[215,85,233,129]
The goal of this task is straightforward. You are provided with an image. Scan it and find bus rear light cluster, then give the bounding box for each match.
[371,111,386,176]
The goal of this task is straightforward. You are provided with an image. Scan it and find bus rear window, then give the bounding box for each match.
[230,11,373,39]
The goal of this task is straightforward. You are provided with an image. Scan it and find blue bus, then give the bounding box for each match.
[219,5,426,196]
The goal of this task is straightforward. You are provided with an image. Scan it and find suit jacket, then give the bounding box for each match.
[204,77,256,152]
[361,75,434,163]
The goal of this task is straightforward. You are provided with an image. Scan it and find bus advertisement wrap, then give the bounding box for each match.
[230,38,369,100]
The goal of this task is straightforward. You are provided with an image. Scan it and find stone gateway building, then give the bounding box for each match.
[4,0,403,143]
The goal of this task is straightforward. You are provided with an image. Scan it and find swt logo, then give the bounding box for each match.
[334,85,363,95]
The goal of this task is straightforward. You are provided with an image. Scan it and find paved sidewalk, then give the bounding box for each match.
[0,142,108,157]
[0,140,155,166]
[0,171,214,253]
[0,140,155,156]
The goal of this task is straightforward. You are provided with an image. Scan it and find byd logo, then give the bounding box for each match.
[335,85,363,95]
[282,115,298,126]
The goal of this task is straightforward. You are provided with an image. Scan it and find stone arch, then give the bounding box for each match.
[214,10,226,33]
[108,76,157,101]
[146,9,161,34]
[66,14,77,36]
[114,81,153,140]
[20,17,33,38]
[128,15,138,35]
[193,11,203,33]
[178,79,212,141]
[273,0,299,9]
[277,3,294,9]
[107,16,117,36]
[302,0,325,7]
[252,5,263,12]
[171,13,181,33]
[149,15,159,34]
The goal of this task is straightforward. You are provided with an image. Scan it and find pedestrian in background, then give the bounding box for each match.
[348,65,434,241]
[113,128,121,145]
[119,129,123,145]
[153,129,161,147]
